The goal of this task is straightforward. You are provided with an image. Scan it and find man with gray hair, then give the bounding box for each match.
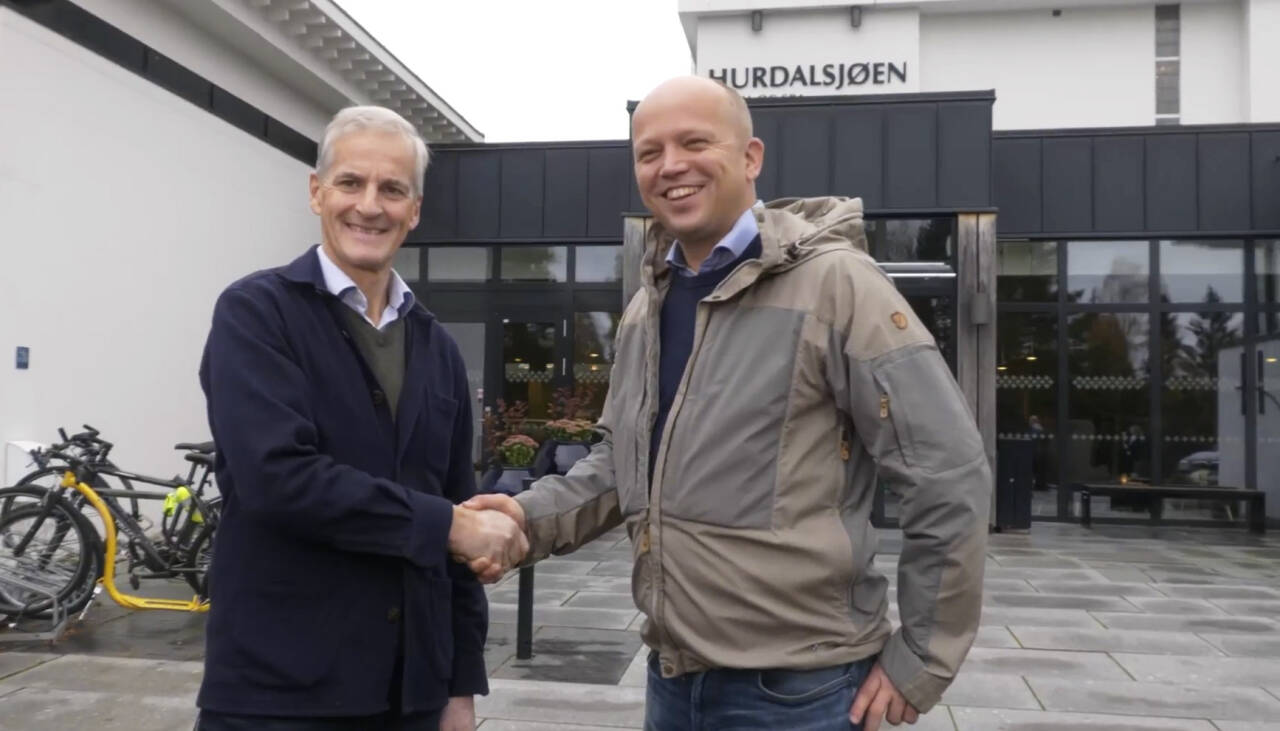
[195,105,525,730]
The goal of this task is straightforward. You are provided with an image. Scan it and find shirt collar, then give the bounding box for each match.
[666,201,763,277]
[315,246,415,329]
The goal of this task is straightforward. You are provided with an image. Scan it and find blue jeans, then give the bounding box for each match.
[645,653,876,731]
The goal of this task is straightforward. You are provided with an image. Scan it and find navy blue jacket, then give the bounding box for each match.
[196,247,487,717]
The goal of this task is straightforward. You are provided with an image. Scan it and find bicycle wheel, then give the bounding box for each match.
[183,520,216,598]
[0,501,95,616]
[0,487,104,616]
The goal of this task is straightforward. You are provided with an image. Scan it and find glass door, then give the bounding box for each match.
[1253,337,1279,524]
[490,309,569,420]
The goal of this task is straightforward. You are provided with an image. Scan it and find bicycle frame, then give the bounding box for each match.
[59,471,208,612]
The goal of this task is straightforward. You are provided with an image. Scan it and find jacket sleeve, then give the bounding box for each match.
[200,285,455,570]
[440,344,489,697]
[827,269,991,713]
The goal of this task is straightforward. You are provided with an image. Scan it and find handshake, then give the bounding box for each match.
[448,494,529,584]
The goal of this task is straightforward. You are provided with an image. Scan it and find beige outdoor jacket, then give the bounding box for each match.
[514,196,991,712]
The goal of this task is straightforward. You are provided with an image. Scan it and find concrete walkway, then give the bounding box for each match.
[2,521,1279,730]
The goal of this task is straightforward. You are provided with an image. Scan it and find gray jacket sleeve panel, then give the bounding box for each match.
[514,436,624,563]
[831,321,991,712]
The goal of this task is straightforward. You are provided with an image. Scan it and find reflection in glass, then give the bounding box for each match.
[1066,240,1149,304]
[1160,312,1243,491]
[428,247,490,282]
[997,241,1057,302]
[440,322,485,464]
[1261,310,1280,337]
[1066,313,1150,496]
[502,320,558,418]
[906,296,955,370]
[500,246,568,282]
[866,218,953,263]
[1159,240,1243,303]
[575,246,623,283]
[573,312,620,417]
[996,313,1058,516]
[1256,240,1280,306]
[393,246,421,283]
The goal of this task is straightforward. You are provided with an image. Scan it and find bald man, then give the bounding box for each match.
[467,77,990,731]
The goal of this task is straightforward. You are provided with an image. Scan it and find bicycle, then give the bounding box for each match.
[0,442,217,621]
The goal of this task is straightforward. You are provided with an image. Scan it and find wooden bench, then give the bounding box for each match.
[1071,483,1266,534]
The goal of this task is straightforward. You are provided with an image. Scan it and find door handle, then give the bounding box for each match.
[1259,350,1267,415]
[1241,352,1248,416]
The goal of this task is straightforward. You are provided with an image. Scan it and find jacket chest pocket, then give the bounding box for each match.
[407,392,459,480]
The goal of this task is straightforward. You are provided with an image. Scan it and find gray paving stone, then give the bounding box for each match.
[973,626,1021,649]
[0,652,56,681]
[1007,626,1222,656]
[961,648,1129,680]
[984,568,1110,583]
[1122,597,1228,615]
[492,627,643,685]
[1210,599,1280,618]
[1095,567,1163,583]
[1028,678,1280,721]
[523,574,634,594]
[1198,633,1280,658]
[980,608,1103,629]
[983,578,1041,593]
[618,647,648,687]
[994,556,1088,569]
[529,560,600,576]
[588,561,635,578]
[488,603,639,631]
[1028,581,1164,598]
[564,592,639,610]
[0,655,202,696]
[486,587,577,606]
[986,593,1141,612]
[475,678,645,728]
[1212,722,1280,731]
[1092,612,1278,635]
[0,686,197,731]
[1155,585,1280,600]
[951,707,1217,730]
[1111,654,1280,687]
[938,672,1041,709]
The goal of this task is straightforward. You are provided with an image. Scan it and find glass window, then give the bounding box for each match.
[392,247,421,283]
[502,319,559,419]
[439,322,485,463]
[866,218,953,263]
[998,241,1058,302]
[572,312,620,417]
[996,312,1058,516]
[1066,241,1149,304]
[1155,60,1180,116]
[1256,240,1280,307]
[428,247,490,282]
[1160,312,1244,491]
[1066,313,1151,490]
[1159,240,1243,303]
[1155,5,1180,57]
[575,246,623,283]
[1261,310,1280,337]
[500,246,567,282]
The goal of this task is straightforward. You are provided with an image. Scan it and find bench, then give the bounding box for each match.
[1070,483,1266,534]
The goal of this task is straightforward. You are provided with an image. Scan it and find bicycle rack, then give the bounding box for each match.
[0,570,70,643]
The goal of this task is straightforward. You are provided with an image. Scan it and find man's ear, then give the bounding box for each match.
[308,173,323,215]
[744,137,765,183]
[409,195,422,231]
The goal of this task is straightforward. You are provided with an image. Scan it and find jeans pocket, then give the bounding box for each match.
[755,664,854,706]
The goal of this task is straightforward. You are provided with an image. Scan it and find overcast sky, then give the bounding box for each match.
[335,0,693,143]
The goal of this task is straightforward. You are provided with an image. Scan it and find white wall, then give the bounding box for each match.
[1181,0,1247,124]
[0,9,317,480]
[696,6,920,96]
[71,0,333,138]
[921,5,1154,129]
[1245,0,1280,121]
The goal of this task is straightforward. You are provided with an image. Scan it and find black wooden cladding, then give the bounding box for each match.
[413,93,996,243]
[994,126,1280,237]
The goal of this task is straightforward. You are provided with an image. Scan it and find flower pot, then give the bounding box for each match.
[479,465,533,496]
[532,439,592,478]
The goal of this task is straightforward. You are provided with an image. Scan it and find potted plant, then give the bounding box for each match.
[531,386,603,477]
[478,400,542,495]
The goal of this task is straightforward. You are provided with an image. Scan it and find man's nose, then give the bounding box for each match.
[355,183,382,216]
[658,150,690,177]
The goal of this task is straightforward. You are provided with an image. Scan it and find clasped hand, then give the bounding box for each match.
[448,494,528,583]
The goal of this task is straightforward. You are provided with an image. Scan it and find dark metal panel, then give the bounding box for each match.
[417,151,458,240]
[1093,136,1145,232]
[938,101,992,209]
[832,108,884,208]
[588,147,631,237]
[544,148,590,237]
[752,108,782,201]
[1198,133,1251,231]
[992,138,1042,234]
[1041,137,1092,233]
[146,49,210,108]
[27,1,148,73]
[1255,131,1280,231]
[210,86,264,138]
[457,151,501,239]
[778,110,831,198]
[499,149,543,238]
[628,154,646,213]
[1145,134,1197,232]
[265,118,316,165]
[885,105,937,208]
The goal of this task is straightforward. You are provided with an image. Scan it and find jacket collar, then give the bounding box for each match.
[280,245,433,322]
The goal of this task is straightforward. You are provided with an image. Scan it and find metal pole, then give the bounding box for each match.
[516,566,535,659]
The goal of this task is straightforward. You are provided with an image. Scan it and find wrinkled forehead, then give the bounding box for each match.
[326,129,416,180]
[633,93,740,145]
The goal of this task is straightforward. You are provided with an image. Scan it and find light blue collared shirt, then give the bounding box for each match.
[665,201,763,277]
[316,246,415,331]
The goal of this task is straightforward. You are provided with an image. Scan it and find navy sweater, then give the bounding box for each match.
[650,236,763,485]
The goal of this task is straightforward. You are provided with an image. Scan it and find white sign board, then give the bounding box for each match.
[695,6,921,97]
